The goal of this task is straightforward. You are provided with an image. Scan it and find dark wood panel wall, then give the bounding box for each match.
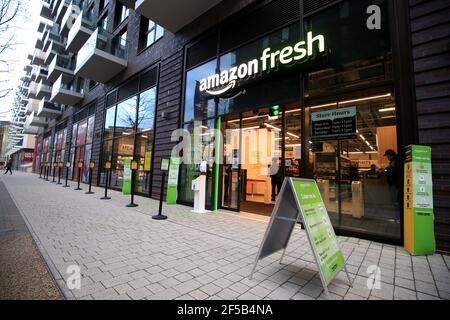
[409,0,450,252]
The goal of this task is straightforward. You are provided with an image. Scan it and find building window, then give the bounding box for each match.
[100,84,158,195]
[139,17,164,51]
[69,110,96,184]
[99,0,110,13]
[97,13,108,30]
[114,2,129,28]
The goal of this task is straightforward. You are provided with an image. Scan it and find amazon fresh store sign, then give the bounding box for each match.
[199,32,326,96]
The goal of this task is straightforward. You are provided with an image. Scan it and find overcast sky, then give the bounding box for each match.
[0,0,41,121]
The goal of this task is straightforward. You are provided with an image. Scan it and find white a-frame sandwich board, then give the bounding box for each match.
[249,178,352,297]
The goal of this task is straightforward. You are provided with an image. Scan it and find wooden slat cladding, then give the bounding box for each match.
[151,50,184,199]
[410,0,450,252]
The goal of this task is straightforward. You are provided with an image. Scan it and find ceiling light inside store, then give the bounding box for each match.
[379,107,396,112]
[309,93,392,110]
[264,123,282,131]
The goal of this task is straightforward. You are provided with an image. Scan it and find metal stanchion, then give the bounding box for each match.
[57,162,62,185]
[101,161,111,200]
[85,161,95,194]
[63,162,70,188]
[45,163,50,181]
[153,159,169,220]
[75,161,83,190]
[126,160,138,208]
[52,162,57,183]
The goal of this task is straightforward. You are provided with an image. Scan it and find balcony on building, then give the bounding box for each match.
[51,74,84,105]
[20,93,29,105]
[35,79,52,100]
[47,55,76,83]
[135,0,223,33]
[52,0,64,17]
[66,9,97,53]
[40,0,53,20]
[26,99,40,115]
[56,0,70,25]
[27,82,39,99]
[30,66,39,82]
[32,49,46,66]
[44,39,66,65]
[35,35,44,50]
[60,0,87,37]
[36,66,49,83]
[43,24,62,53]
[75,27,128,83]
[25,112,47,129]
[37,98,63,119]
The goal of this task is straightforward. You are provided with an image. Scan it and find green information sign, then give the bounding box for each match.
[122,159,132,195]
[250,178,351,296]
[166,157,180,205]
[404,145,435,256]
[292,179,346,284]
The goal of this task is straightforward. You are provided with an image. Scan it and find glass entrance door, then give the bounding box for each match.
[221,116,241,211]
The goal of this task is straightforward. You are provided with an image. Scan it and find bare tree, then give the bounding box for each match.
[0,0,25,99]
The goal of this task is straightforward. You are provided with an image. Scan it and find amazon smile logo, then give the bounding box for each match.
[199,32,326,96]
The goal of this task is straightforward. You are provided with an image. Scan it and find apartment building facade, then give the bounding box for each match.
[23,0,449,252]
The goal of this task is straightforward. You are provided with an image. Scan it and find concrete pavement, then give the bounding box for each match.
[1,172,449,300]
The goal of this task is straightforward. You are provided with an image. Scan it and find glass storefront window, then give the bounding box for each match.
[137,87,156,132]
[104,106,116,140]
[135,133,153,194]
[284,107,302,177]
[305,0,392,95]
[178,119,215,208]
[306,93,400,239]
[99,139,113,186]
[110,135,135,189]
[184,59,217,123]
[86,115,95,144]
[115,96,137,137]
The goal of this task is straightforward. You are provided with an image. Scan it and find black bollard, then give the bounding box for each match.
[57,163,62,185]
[75,162,83,190]
[52,163,56,183]
[126,161,138,208]
[152,171,168,220]
[101,162,111,200]
[63,163,70,188]
[85,162,94,194]
[45,164,50,181]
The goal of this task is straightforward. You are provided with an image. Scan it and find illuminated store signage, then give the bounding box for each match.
[199,32,326,96]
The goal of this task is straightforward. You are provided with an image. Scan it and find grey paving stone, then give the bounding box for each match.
[128,287,152,300]
[92,288,119,300]
[394,287,417,300]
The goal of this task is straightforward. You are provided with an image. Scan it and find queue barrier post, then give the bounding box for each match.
[101,161,112,200]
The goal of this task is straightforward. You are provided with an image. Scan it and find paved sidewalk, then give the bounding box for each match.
[0,179,62,300]
[1,172,449,300]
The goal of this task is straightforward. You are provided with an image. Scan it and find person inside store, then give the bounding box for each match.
[365,164,380,179]
[384,149,401,221]
[270,158,283,201]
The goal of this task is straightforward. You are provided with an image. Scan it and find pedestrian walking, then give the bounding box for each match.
[4,159,13,175]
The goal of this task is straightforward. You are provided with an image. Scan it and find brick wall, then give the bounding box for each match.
[409,0,450,252]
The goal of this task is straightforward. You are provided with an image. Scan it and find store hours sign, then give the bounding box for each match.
[311,107,357,140]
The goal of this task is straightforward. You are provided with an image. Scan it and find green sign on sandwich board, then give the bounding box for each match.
[250,178,351,296]
[292,179,346,284]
